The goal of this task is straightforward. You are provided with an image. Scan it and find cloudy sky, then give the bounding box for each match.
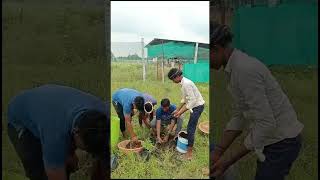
[111,1,209,45]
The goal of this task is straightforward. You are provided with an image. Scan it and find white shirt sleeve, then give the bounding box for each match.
[225,101,246,131]
[184,83,198,111]
[238,70,277,150]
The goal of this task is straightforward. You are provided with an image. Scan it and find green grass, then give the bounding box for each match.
[211,67,318,180]
[110,62,210,179]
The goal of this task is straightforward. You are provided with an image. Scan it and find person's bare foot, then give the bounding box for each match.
[184,147,193,160]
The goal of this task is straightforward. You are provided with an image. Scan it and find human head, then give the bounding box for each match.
[144,101,153,114]
[133,96,145,113]
[73,110,108,157]
[168,68,183,83]
[160,98,171,112]
[210,22,234,70]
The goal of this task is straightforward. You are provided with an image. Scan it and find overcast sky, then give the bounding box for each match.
[111,1,209,45]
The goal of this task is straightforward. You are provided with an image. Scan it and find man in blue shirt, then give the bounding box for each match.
[7,84,108,180]
[151,98,183,143]
[112,88,145,142]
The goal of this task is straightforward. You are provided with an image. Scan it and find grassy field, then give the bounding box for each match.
[211,66,318,180]
[2,1,107,180]
[110,62,210,179]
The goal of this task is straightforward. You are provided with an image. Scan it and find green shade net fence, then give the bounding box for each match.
[232,1,318,66]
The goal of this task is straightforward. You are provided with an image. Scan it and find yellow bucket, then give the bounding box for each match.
[111,115,120,150]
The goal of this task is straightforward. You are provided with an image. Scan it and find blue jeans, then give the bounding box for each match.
[187,104,204,147]
[255,134,302,180]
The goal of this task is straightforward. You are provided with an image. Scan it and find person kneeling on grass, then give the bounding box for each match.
[151,98,183,144]
[168,68,205,160]
[138,93,157,129]
[7,84,108,180]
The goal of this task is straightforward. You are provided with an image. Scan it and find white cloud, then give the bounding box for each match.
[111,1,209,44]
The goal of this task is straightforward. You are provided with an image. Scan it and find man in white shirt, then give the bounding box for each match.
[210,22,303,180]
[168,68,205,160]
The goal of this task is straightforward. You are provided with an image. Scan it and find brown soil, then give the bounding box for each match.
[125,141,142,149]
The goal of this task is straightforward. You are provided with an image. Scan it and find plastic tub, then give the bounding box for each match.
[176,131,188,153]
[118,140,144,154]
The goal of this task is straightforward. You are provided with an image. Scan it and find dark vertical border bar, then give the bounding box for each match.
[105,0,111,179]
[209,1,214,179]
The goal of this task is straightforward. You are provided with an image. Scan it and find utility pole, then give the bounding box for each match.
[194,42,199,64]
[142,38,146,82]
[161,40,165,83]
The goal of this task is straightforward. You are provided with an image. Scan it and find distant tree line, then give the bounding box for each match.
[112,53,142,61]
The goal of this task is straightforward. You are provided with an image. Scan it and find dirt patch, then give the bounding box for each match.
[126,141,142,149]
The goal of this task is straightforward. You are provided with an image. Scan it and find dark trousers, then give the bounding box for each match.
[187,104,204,147]
[112,101,126,133]
[7,124,48,180]
[255,134,302,180]
[7,124,72,180]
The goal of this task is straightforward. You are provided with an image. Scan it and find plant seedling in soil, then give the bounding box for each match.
[126,141,142,149]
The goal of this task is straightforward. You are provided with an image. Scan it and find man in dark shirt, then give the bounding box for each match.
[7,84,108,180]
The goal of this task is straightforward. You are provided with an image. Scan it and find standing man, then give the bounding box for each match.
[112,88,145,142]
[151,98,183,144]
[168,68,205,160]
[7,84,108,180]
[210,22,304,179]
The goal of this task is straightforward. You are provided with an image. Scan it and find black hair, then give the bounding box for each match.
[168,68,182,80]
[144,102,153,113]
[134,96,145,112]
[76,110,108,156]
[161,98,170,107]
[210,22,233,48]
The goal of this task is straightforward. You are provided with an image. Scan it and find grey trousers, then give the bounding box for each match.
[150,116,183,136]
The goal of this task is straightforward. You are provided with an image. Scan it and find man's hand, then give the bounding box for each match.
[210,149,222,166]
[173,111,181,118]
[163,135,169,143]
[211,158,231,177]
[46,167,68,180]
[157,137,164,144]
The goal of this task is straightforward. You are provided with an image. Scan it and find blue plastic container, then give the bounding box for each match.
[176,131,188,153]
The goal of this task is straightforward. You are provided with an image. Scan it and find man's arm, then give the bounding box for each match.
[211,143,251,177]
[212,90,246,164]
[175,104,188,117]
[142,118,151,129]
[142,113,152,129]
[183,83,198,112]
[46,167,68,180]
[124,114,137,139]
[174,102,185,113]
[163,119,176,142]
[213,130,242,160]
[156,120,163,143]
